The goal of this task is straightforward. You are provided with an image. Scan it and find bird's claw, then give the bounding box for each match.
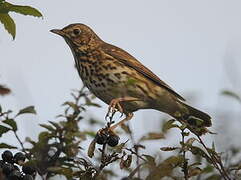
[105,99,124,120]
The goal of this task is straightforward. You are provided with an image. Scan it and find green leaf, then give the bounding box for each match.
[47,167,73,179]
[128,163,144,178]
[0,13,16,39]
[3,119,17,131]
[39,124,55,131]
[188,145,212,163]
[222,90,241,103]
[186,137,197,146]
[188,167,202,177]
[162,119,178,133]
[0,143,17,149]
[160,147,179,152]
[16,106,36,116]
[48,121,61,129]
[113,142,126,153]
[206,175,221,180]
[146,155,184,180]
[0,125,11,137]
[87,139,96,158]
[143,154,156,166]
[202,165,214,173]
[9,4,42,17]
[63,101,79,112]
[140,132,165,141]
[120,155,132,169]
[0,85,11,96]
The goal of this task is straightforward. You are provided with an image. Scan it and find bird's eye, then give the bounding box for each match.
[73,29,81,35]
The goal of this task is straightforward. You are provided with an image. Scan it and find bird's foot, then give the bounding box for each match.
[105,98,124,120]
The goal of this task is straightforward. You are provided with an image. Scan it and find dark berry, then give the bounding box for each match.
[107,135,119,147]
[95,132,108,145]
[23,174,34,180]
[8,170,22,180]
[2,163,15,175]
[14,152,26,164]
[0,160,5,168]
[22,165,35,175]
[2,150,13,163]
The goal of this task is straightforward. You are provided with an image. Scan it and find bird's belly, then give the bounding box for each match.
[81,72,158,113]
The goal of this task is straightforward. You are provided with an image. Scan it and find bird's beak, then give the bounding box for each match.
[50,29,65,36]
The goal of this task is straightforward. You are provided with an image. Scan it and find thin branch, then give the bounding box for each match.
[125,148,147,163]
[13,131,27,154]
[196,135,231,180]
[181,129,189,180]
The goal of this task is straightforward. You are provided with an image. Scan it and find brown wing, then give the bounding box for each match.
[101,43,185,101]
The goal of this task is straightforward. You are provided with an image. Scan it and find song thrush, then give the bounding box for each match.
[50,24,211,134]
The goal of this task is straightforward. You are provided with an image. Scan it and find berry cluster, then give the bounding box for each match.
[95,130,120,147]
[0,150,36,180]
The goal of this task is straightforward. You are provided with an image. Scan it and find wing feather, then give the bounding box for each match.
[101,43,185,101]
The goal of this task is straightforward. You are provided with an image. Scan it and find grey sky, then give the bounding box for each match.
[1,0,241,152]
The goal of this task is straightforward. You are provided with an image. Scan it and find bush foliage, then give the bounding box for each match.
[0,86,241,180]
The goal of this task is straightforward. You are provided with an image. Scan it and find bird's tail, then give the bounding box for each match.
[172,101,212,135]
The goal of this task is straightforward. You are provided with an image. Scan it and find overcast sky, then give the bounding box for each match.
[1,0,241,154]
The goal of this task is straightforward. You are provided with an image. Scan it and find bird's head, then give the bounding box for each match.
[50,23,102,50]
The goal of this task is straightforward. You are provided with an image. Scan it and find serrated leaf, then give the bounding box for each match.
[3,119,17,131]
[48,121,61,129]
[140,132,165,141]
[9,4,42,17]
[63,101,79,112]
[0,125,11,137]
[39,124,55,131]
[84,97,101,107]
[0,13,16,39]
[16,106,36,116]
[160,147,179,151]
[0,143,17,149]
[146,155,184,180]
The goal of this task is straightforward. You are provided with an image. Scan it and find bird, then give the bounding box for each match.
[50,23,211,135]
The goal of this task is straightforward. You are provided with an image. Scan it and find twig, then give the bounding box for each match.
[93,143,120,179]
[126,122,141,179]
[196,135,231,180]
[13,131,27,154]
[134,145,141,178]
[125,148,147,163]
[181,129,189,180]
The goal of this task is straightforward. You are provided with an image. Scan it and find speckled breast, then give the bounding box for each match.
[74,54,153,113]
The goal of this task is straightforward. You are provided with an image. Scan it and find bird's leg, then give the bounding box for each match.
[109,113,134,131]
[106,97,140,118]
